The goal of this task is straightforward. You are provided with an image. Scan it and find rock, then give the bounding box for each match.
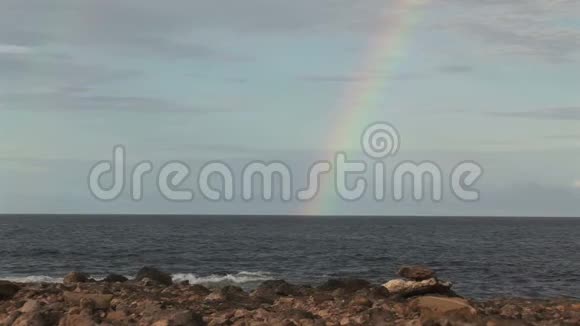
[103,274,128,283]
[499,303,521,319]
[59,312,95,326]
[153,310,204,326]
[277,308,316,320]
[0,275,577,325]
[19,299,41,313]
[256,280,304,296]
[205,291,227,303]
[63,272,90,284]
[13,312,47,326]
[63,292,113,310]
[0,280,20,300]
[383,278,452,297]
[190,284,211,296]
[310,292,334,304]
[0,311,21,325]
[351,295,372,307]
[367,308,396,325]
[135,266,173,286]
[411,296,477,322]
[397,266,435,281]
[79,297,95,313]
[252,280,305,303]
[317,279,371,292]
[369,286,390,300]
[140,277,154,286]
[106,310,128,323]
[221,285,246,298]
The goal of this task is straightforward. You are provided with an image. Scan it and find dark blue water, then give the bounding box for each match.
[0,215,578,299]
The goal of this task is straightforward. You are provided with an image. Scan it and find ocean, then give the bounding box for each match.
[0,215,578,299]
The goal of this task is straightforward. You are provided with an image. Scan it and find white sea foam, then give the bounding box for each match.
[1,271,274,285]
[0,275,64,283]
[172,271,274,285]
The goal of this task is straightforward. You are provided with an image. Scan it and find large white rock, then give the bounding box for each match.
[383,278,452,297]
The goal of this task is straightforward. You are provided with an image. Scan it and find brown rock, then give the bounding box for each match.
[397,266,435,281]
[310,292,334,304]
[221,285,247,299]
[0,280,20,300]
[13,312,47,326]
[252,280,305,303]
[106,310,128,323]
[135,266,173,286]
[351,295,372,307]
[152,321,170,326]
[79,297,95,313]
[63,292,113,310]
[499,303,521,319]
[317,279,371,293]
[190,284,211,296]
[412,296,477,322]
[205,291,227,303]
[278,308,315,320]
[19,299,41,313]
[59,313,95,326]
[63,272,90,284]
[152,310,204,326]
[0,311,21,325]
[367,308,396,325]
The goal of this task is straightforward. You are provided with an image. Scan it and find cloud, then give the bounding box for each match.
[574,180,580,189]
[438,65,473,74]
[0,0,398,59]
[301,65,472,84]
[0,94,236,114]
[157,143,262,155]
[301,74,373,83]
[0,1,255,61]
[441,0,580,62]
[0,44,33,55]
[3,1,578,66]
[0,52,141,94]
[490,107,580,120]
[544,134,580,140]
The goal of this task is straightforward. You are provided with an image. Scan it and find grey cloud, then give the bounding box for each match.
[0,94,237,114]
[0,51,140,93]
[0,1,252,60]
[490,107,580,120]
[301,66,471,84]
[462,22,580,63]
[442,1,580,62]
[301,74,373,83]
[0,1,412,46]
[438,65,473,74]
[157,143,263,155]
[544,134,580,140]
[4,0,578,64]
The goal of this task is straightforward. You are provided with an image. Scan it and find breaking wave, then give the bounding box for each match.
[172,271,274,285]
[0,275,64,283]
[1,271,274,286]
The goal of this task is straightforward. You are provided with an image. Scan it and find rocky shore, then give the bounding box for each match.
[0,266,578,325]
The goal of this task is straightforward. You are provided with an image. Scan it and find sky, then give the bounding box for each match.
[0,0,579,216]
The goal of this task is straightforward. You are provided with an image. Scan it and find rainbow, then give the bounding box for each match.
[304,0,429,215]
